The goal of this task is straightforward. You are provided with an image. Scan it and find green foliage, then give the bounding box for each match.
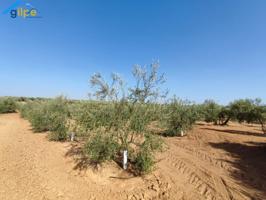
[18,97,69,141]
[217,106,231,125]
[130,123,163,175]
[134,134,163,174]
[135,149,154,174]
[214,99,266,133]
[0,97,16,113]
[164,98,199,136]
[18,101,36,119]
[83,133,119,164]
[74,101,125,136]
[198,99,266,131]
[81,62,167,173]
[227,99,266,133]
[30,106,50,132]
[142,133,164,152]
[229,99,254,123]
[48,110,68,141]
[201,100,222,124]
[228,99,261,123]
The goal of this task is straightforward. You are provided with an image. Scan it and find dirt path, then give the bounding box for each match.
[0,114,266,200]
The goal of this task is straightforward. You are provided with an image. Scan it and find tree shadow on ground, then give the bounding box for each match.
[65,143,98,171]
[196,122,215,126]
[158,129,184,137]
[28,128,48,133]
[65,142,146,178]
[65,143,141,178]
[202,127,265,137]
[209,141,266,200]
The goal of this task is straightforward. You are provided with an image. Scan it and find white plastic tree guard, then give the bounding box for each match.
[180,129,184,137]
[123,150,128,170]
[70,132,75,141]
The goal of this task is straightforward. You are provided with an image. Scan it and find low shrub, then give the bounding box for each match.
[30,104,50,132]
[19,102,34,119]
[48,114,68,141]
[0,97,16,113]
[46,98,69,141]
[134,133,163,174]
[142,133,164,152]
[135,149,154,174]
[19,97,69,141]
[83,133,120,164]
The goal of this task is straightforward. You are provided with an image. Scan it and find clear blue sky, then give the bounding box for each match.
[0,0,266,104]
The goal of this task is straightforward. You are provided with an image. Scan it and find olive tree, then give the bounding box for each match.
[163,98,199,136]
[218,99,266,133]
[83,61,166,173]
[200,100,222,125]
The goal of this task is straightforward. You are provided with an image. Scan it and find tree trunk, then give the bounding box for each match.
[258,119,266,134]
[220,117,231,126]
[262,126,266,134]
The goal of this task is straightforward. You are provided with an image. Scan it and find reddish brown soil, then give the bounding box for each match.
[0,113,266,200]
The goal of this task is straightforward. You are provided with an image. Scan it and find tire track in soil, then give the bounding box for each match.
[157,137,260,200]
[172,142,232,171]
[165,153,221,200]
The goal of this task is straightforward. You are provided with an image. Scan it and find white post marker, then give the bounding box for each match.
[70,132,75,141]
[123,150,128,170]
[180,129,184,137]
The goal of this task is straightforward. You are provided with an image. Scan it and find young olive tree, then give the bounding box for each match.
[83,61,166,173]
[163,98,199,136]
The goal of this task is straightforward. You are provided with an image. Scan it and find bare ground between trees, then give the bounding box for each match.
[0,113,266,200]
